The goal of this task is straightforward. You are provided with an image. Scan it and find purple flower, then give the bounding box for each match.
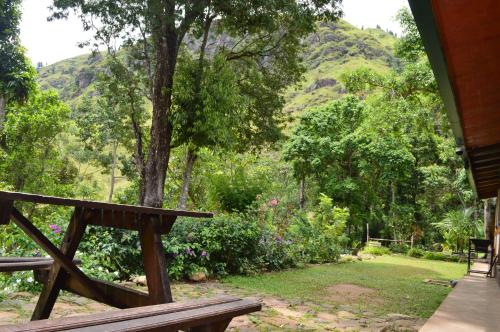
[201,251,207,257]
[275,236,283,243]
[185,248,196,257]
[49,224,61,234]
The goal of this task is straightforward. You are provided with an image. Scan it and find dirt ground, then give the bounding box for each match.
[0,281,426,331]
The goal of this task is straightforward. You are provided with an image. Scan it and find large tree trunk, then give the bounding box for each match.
[108,141,118,202]
[178,148,197,210]
[141,33,178,208]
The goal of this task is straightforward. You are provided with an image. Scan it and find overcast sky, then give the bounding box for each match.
[20,0,409,66]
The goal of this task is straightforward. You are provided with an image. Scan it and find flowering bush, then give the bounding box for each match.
[165,214,264,278]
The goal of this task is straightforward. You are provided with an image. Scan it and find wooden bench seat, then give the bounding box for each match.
[0,295,261,332]
[0,257,80,273]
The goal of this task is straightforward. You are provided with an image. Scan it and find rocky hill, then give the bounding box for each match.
[37,20,398,112]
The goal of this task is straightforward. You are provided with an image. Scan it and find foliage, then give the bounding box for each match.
[0,0,36,112]
[433,208,478,253]
[164,214,299,279]
[361,246,390,256]
[422,251,460,263]
[166,215,263,278]
[209,167,265,212]
[394,8,425,62]
[407,248,425,258]
[51,0,343,207]
[79,227,141,281]
[289,194,349,263]
[74,57,149,200]
[389,242,410,254]
[0,89,76,194]
[336,9,476,245]
[0,271,42,293]
[407,248,461,262]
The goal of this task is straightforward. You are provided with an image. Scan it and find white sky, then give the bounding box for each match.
[20,0,409,66]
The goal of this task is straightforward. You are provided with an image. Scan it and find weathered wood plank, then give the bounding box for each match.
[0,296,261,332]
[139,215,173,304]
[30,207,91,320]
[34,270,151,308]
[190,319,231,332]
[85,210,175,233]
[0,259,80,272]
[8,207,103,320]
[0,199,13,225]
[68,299,260,332]
[0,191,212,218]
[0,257,53,262]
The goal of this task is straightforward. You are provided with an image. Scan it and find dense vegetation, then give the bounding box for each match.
[0,1,482,291]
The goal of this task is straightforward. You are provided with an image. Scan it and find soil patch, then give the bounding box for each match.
[326,283,377,304]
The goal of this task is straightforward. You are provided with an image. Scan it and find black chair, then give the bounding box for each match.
[467,238,495,277]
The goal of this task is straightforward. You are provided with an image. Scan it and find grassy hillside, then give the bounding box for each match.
[285,20,398,113]
[38,52,106,106]
[38,20,398,113]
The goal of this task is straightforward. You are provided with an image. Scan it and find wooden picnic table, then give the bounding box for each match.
[0,190,213,321]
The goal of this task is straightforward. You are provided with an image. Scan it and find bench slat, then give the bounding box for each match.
[0,191,213,219]
[0,261,55,272]
[0,258,81,273]
[0,257,53,262]
[72,298,261,332]
[0,296,261,332]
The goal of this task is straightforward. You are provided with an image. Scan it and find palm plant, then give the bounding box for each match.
[433,208,477,253]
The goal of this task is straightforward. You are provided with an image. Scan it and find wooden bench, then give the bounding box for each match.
[0,257,80,273]
[0,296,261,332]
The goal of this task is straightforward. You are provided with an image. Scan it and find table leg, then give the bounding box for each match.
[139,216,174,304]
[31,208,88,320]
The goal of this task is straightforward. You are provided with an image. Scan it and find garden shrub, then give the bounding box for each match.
[289,194,348,263]
[389,243,410,254]
[361,246,390,256]
[165,214,263,277]
[162,214,300,279]
[79,227,142,281]
[209,167,265,212]
[407,248,425,258]
[422,251,460,262]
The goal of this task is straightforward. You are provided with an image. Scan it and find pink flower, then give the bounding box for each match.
[268,198,279,207]
[49,224,61,234]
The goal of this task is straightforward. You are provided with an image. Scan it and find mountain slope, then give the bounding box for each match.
[37,20,398,112]
[285,20,398,113]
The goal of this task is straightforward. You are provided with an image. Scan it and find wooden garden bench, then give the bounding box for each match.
[0,296,261,332]
[0,190,213,320]
[0,191,262,331]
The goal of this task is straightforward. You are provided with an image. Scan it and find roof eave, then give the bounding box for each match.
[408,0,478,197]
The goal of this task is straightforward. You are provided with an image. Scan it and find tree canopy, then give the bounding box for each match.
[50,0,343,207]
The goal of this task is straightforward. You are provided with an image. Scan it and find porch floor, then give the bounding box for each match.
[420,263,499,332]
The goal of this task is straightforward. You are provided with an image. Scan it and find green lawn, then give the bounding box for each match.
[223,255,466,318]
